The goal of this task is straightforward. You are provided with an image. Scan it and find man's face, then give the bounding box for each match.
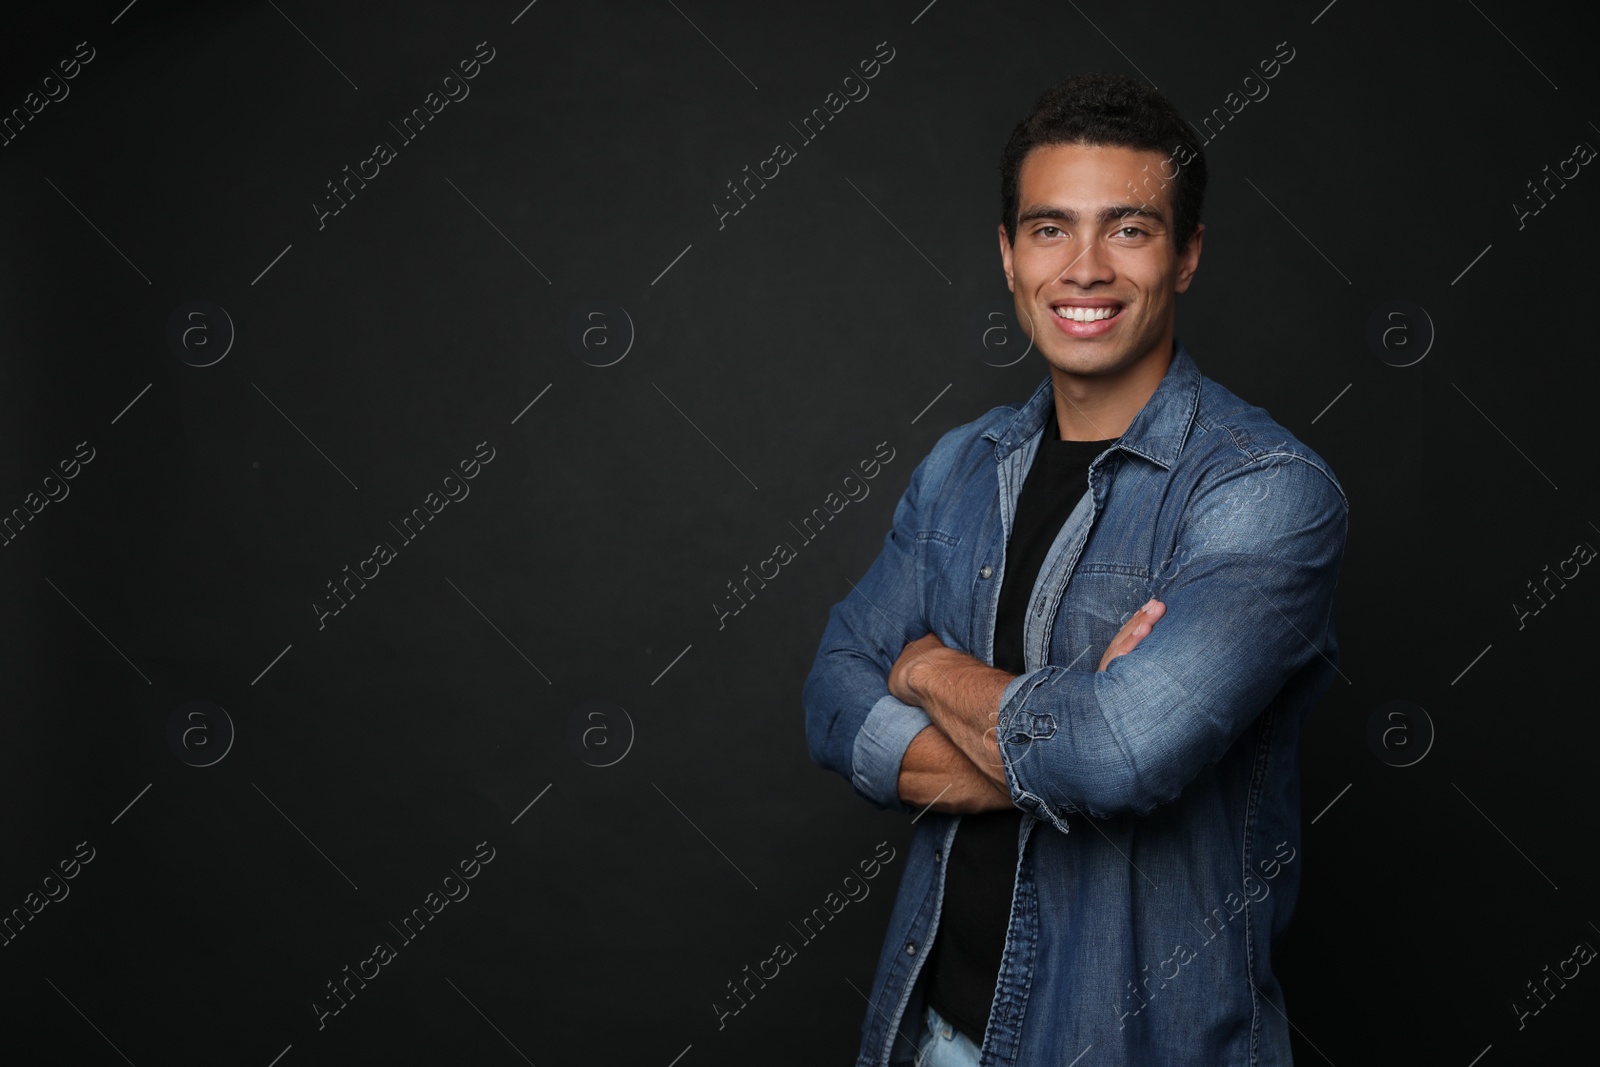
[999,142,1202,384]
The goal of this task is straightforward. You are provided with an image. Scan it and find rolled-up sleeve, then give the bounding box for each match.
[997,453,1348,830]
[802,450,938,814]
[850,694,934,809]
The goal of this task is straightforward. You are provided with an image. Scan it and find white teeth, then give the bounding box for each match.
[1055,305,1118,322]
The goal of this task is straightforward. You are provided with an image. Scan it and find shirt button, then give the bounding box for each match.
[978,565,993,579]
[904,941,918,955]
[934,849,943,862]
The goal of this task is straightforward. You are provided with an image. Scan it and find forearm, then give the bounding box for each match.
[897,724,1013,813]
[907,650,1012,789]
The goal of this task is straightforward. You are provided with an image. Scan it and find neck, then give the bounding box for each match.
[1048,342,1174,441]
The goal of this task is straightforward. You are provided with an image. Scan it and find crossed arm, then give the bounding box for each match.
[888,599,1166,814]
[804,446,1347,825]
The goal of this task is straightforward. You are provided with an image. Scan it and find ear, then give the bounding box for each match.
[998,223,1016,293]
[1174,222,1204,294]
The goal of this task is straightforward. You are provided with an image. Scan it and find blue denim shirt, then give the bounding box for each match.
[803,342,1348,1066]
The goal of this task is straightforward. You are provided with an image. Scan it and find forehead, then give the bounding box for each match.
[1018,142,1172,211]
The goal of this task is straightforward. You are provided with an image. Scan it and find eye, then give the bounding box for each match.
[1117,225,1147,238]
[1035,224,1065,238]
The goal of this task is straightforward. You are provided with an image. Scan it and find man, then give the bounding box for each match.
[802,72,1348,1066]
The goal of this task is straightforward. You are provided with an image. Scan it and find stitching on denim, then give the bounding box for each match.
[983,822,1039,1066]
[1240,702,1276,1064]
[874,818,961,1066]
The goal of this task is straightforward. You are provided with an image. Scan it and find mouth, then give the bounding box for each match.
[1048,300,1124,338]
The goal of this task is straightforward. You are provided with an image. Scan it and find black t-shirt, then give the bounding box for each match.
[923,403,1117,1045]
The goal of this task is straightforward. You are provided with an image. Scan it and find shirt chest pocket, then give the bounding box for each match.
[1052,564,1154,672]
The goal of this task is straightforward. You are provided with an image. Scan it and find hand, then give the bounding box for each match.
[1097,598,1166,672]
[888,633,947,705]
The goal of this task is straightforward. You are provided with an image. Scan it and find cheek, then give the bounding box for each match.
[1139,289,1170,314]
[1020,244,1074,282]
[1130,263,1178,303]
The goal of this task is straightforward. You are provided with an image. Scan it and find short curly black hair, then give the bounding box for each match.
[1000,72,1207,252]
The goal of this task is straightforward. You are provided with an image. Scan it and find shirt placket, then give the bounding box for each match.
[983,448,1105,1065]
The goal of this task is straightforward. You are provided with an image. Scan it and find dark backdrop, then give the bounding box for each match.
[3,1,1595,1064]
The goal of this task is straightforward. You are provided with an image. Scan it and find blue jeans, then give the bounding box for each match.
[913,1005,982,1067]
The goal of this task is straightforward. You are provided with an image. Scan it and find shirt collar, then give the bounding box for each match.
[982,339,1202,471]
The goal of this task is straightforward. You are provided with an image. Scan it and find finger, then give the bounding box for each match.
[1120,600,1165,648]
[1098,625,1141,671]
[1117,618,1150,655]
[1127,598,1165,628]
[1115,601,1156,642]
[1097,600,1165,671]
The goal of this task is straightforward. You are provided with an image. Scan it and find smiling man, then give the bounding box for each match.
[803,73,1349,1066]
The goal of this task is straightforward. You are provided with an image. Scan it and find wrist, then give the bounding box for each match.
[905,649,931,704]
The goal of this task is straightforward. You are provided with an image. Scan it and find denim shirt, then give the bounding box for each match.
[802,342,1348,1066]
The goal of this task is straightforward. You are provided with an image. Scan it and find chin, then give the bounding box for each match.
[1043,345,1123,369]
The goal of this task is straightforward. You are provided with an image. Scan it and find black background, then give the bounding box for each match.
[2,1,1596,1064]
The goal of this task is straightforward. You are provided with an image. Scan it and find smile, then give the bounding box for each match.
[1049,302,1124,337]
[1054,305,1121,322]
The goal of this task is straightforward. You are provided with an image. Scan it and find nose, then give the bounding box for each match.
[1056,235,1114,288]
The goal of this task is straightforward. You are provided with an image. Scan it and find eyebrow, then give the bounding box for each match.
[1017,203,1167,227]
